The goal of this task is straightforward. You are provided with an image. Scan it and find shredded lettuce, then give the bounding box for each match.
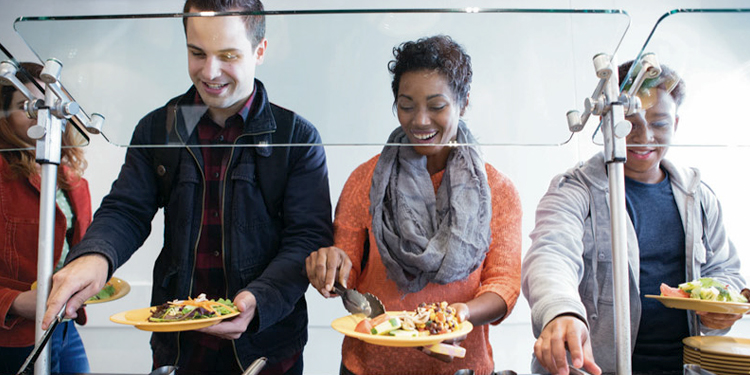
[678,277,747,303]
[90,283,116,300]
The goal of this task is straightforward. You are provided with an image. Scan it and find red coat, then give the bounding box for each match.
[0,156,91,347]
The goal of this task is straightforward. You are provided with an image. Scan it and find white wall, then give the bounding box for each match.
[2,0,750,374]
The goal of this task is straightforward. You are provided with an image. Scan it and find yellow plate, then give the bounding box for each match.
[31,277,131,305]
[645,295,750,314]
[331,312,473,347]
[85,277,131,305]
[110,306,240,332]
[683,336,750,357]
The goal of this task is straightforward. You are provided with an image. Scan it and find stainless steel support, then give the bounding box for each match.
[600,55,632,375]
[33,64,64,375]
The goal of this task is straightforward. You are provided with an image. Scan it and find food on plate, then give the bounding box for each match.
[89,281,117,301]
[148,293,238,322]
[354,318,373,334]
[660,277,748,303]
[356,301,461,337]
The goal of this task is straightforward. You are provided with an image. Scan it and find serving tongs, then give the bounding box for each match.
[332,281,385,318]
[16,303,66,375]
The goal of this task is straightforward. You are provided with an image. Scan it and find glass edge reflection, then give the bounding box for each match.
[11,8,631,149]
[621,8,750,93]
[13,8,628,22]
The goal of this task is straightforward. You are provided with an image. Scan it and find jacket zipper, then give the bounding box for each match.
[171,105,208,367]
[223,131,273,371]
[223,135,242,371]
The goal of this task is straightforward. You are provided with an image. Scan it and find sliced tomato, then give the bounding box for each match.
[354,318,373,334]
[660,283,689,298]
[370,313,392,326]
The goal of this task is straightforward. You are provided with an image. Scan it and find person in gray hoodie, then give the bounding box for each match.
[521,60,746,375]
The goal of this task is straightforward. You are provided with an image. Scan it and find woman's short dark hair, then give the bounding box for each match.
[619,59,685,108]
[388,35,472,111]
[182,0,265,47]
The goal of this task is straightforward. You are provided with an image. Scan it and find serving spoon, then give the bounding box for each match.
[332,281,385,318]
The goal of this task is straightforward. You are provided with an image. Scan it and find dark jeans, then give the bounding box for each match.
[0,320,90,375]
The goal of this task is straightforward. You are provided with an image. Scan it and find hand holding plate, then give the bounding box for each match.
[695,310,743,330]
[198,291,256,339]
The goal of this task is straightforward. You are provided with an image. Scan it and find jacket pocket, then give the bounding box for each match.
[581,250,615,305]
[229,162,273,232]
[170,160,201,229]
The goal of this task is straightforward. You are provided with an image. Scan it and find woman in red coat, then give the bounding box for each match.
[0,62,92,374]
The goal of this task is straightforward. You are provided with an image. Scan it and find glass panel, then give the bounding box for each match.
[13,9,629,148]
[618,11,750,324]
[622,9,750,147]
[0,42,90,152]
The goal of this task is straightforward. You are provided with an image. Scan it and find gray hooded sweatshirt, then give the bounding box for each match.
[522,152,745,373]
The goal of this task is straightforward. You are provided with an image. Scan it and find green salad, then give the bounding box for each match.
[678,278,748,303]
[89,282,116,301]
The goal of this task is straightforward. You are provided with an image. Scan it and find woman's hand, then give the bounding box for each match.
[10,290,37,320]
[416,301,474,362]
[448,302,470,323]
[305,246,352,298]
[455,292,507,326]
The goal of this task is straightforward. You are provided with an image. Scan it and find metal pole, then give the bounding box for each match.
[34,84,62,375]
[600,55,632,375]
[607,160,632,375]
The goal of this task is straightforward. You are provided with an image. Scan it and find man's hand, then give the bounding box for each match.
[534,315,602,375]
[305,246,352,298]
[42,254,109,329]
[696,310,743,329]
[198,291,256,340]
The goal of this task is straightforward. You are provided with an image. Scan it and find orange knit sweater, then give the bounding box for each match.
[336,155,522,375]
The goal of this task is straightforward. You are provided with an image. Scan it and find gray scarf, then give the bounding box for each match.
[369,121,492,294]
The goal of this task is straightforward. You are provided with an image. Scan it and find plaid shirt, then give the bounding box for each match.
[176,90,301,374]
[179,91,251,374]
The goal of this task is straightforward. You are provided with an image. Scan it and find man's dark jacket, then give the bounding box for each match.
[67,80,333,368]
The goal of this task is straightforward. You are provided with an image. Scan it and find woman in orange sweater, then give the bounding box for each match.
[0,62,92,374]
[305,35,522,375]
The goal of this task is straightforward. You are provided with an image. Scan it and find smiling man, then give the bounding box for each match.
[521,60,745,375]
[42,1,333,374]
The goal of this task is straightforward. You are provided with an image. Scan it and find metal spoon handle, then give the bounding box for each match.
[242,357,267,375]
[16,303,66,375]
[332,281,347,296]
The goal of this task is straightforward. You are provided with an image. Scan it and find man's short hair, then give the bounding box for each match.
[182,0,265,47]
